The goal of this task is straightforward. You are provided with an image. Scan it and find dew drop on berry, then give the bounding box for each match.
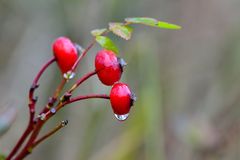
[63,71,75,80]
[114,113,129,121]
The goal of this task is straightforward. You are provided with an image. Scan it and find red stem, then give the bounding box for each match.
[32,120,68,149]
[6,57,56,160]
[12,35,104,160]
[14,94,109,160]
[71,39,95,72]
[68,70,97,93]
[29,57,56,119]
[14,122,44,160]
[66,94,110,104]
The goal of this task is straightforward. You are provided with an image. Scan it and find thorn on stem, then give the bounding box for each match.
[48,97,56,106]
[33,96,38,102]
[30,84,39,91]
[60,92,72,102]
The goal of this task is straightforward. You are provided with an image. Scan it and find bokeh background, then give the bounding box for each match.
[1,0,240,159]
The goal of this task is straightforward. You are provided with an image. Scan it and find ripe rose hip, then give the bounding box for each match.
[95,49,126,86]
[52,37,78,74]
[110,82,136,121]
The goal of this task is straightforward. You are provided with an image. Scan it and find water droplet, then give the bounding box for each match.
[63,71,75,80]
[50,108,56,114]
[37,113,46,121]
[61,120,68,126]
[114,113,129,121]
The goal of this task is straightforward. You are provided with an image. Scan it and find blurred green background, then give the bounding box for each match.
[1,0,240,160]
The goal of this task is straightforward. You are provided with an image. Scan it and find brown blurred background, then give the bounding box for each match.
[1,0,240,159]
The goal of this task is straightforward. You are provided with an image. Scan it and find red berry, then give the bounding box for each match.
[52,37,78,74]
[95,49,126,86]
[110,82,136,120]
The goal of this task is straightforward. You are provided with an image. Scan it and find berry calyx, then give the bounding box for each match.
[52,37,78,75]
[95,49,126,86]
[110,82,136,120]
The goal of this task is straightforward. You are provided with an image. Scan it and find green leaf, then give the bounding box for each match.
[125,17,181,30]
[109,23,133,40]
[157,21,181,30]
[95,36,119,54]
[125,17,158,27]
[91,28,107,36]
[0,154,6,160]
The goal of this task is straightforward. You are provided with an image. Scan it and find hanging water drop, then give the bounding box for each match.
[63,71,75,80]
[114,113,129,121]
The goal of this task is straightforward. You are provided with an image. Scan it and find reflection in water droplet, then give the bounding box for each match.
[50,108,56,114]
[114,113,129,121]
[37,113,46,121]
[63,71,75,80]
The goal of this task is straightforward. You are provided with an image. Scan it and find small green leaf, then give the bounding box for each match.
[109,23,133,40]
[157,21,182,30]
[125,17,158,27]
[91,28,107,36]
[125,17,181,30]
[0,154,6,160]
[96,36,119,54]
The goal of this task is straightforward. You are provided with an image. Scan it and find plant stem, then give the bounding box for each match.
[40,78,67,114]
[14,122,44,160]
[6,125,33,160]
[68,70,97,93]
[14,94,109,160]
[12,38,100,160]
[71,38,96,72]
[66,94,110,104]
[6,57,56,160]
[53,79,67,99]
[14,78,68,159]
[32,120,68,149]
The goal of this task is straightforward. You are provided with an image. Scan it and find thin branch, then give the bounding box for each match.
[12,31,110,160]
[71,38,96,72]
[40,78,67,114]
[32,120,68,149]
[66,94,110,104]
[68,70,97,93]
[71,28,112,73]
[6,57,56,160]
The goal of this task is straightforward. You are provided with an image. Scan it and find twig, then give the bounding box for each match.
[6,57,56,160]
[32,120,68,149]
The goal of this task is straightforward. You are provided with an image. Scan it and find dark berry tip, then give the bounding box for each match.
[74,43,85,55]
[130,92,137,107]
[118,57,127,67]
[117,57,127,72]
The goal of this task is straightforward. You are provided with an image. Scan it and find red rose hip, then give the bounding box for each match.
[52,37,78,76]
[110,82,136,121]
[95,49,126,86]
